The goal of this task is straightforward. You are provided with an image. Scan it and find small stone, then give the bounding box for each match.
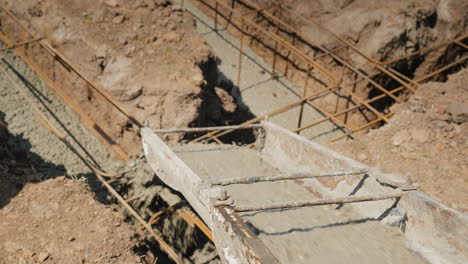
[162,31,181,42]
[431,120,448,129]
[357,153,368,161]
[38,252,49,262]
[18,257,26,264]
[449,141,458,148]
[167,22,178,31]
[68,236,75,242]
[132,0,147,9]
[119,86,143,101]
[125,46,136,57]
[409,104,424,113]
[112,15,125,24]
[381,208,406,230]
[391,130,410,146]
[104,0,118,8]
[191,74,204,86]
[119,37,128,46]
[154,0,171,7]
[401,152,417,160]
[215,87,236,113]
[437,106,446,115]
[172,5,184,12]
[410,128,430,143]
[447,102,468,123]
[145,35,158,44]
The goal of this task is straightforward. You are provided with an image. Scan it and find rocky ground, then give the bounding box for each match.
[330,68,468,212]
[0,178,157,264]
[0,114,157,264]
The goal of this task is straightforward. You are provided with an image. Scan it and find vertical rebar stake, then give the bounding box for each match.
[214,1,218,32]
[285,33,295,76]
[271,5,282,79]
[236,18,245,88]
[297,65,310,133]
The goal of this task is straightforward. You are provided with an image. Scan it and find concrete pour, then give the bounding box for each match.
[175,0,344,142]
[0,50,219,263]
[0,51,114,177]
[170,142,421,263]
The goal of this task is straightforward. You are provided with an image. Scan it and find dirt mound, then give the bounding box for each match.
[1,0,252,157]
[330,68,468,212]
[0,177,157,264]
[282,0,466,66]
[0,113,156,263]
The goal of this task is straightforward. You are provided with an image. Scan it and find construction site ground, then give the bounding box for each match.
[0,0,467,263]
[0,177,157,264]
[0,101,158,263]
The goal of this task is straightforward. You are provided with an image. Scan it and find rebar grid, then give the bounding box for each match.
[189,0,467,143]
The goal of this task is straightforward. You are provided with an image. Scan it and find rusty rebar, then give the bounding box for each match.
[233,191,403,212]
[0,31,131,161]
[190,85,338,143]
[153,123,262,133]
[29,100,185,264]
[0,3,144,128]
[236,17,245,88]
[205,168,368,186]
[295,54,467,135]
[0,36,43,51]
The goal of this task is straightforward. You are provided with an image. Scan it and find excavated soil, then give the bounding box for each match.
[192,0,467,130]
[0,114,157,264]
[0,178,157,264]
[0,0,252,158]
[0,47,219,263]
[330,69,468,212]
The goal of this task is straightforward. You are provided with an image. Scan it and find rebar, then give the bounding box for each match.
[205,168,368,186]
[0,36,43,51]
[233,191,403,212]
[153,123,262,133]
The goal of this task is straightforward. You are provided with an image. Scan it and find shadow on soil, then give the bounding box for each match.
[0,112,64,209]
[0,111,110,209]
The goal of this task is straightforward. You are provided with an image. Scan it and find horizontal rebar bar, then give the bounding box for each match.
[27,97,185,264]
[205,168,368,186]
[233,191,403,212]
[0,3,144,128]
[0,36,44,52]
[0,31,131,161]
[153,124,262,133]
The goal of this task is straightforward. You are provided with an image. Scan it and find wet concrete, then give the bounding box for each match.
[170,142,421,264]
